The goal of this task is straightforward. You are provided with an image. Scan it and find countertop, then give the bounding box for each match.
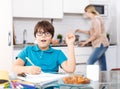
[13,43,117,50]
[14,43,67,50]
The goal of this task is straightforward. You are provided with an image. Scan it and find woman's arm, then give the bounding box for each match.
[75,29,90,34]
[80,19,100,46]
[61,32,76,73]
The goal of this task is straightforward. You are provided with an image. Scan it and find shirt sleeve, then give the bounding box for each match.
[16,46,29,63]
[57,50,67,66]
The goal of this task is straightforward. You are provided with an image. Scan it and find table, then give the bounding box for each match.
[41,71,120,89]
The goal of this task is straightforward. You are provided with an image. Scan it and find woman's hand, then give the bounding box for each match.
[79,41,87,47]
[65,31,75,45]
[26,66,41,74]
[75,29,81,33]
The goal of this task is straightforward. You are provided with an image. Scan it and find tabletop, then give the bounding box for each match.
[40,71,120,89]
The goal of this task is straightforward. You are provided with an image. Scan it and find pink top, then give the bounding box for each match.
[89,16,109,48]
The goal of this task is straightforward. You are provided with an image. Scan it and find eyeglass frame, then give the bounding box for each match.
[36,31,52,37]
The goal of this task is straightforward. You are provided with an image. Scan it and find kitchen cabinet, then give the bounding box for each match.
[106,46,117,70]
[12,0,63,18]
[43,0,63,19]
[12,0,43,18]
[63,0,90,13]
[57,47,92,73]
[54,46,117,73]
[0,0,13,72]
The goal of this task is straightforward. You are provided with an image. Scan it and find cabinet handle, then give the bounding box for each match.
[8,32,11,46]
[76,63,86,65]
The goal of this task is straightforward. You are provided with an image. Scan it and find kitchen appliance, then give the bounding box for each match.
[75,34,80,45]
[90,3,108,17]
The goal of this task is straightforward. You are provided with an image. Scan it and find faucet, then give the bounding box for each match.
[23,29,27,44]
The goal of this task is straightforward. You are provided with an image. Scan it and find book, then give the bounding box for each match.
[17,73,68,85]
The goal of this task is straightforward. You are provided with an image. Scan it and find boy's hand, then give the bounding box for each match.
[26,66,41,74]
[66,31,75,45]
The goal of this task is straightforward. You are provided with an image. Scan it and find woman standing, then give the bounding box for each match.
[75,5,109,71]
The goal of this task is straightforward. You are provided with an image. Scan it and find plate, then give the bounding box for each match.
[58,79,91,87]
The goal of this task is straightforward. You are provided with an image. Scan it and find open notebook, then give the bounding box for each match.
[17,73,68,85]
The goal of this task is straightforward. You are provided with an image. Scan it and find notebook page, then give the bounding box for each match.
[17,73,68,85]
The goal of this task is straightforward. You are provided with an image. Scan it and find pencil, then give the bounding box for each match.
[25,57,44,73]
[25,57,35,66]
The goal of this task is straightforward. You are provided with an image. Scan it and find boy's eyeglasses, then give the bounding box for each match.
[36,31,52,37]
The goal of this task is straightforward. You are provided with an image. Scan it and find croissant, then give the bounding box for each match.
[62,75,90,84]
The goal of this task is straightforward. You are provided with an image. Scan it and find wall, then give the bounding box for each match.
[116,0,120,68]
[13,14,90,44]
[0,0,13,72]
[13,0,117,45]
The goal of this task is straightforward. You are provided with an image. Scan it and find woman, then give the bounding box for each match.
[12,20,76,75]
[75,5,109,71]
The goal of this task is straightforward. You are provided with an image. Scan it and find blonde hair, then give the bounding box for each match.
[84,5,99,15]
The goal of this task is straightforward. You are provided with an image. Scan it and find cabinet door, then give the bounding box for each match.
[43,0,63,18]
[12,0,43,18]
[0,0,13,71]
[106,46,117,71]
[63,0,89,13]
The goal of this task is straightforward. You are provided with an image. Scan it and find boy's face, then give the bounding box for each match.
[35,29,52,49]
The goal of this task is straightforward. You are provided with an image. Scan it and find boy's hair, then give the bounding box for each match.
[34,20,54,38]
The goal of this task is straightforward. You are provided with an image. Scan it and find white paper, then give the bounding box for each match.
[17,73,68,85]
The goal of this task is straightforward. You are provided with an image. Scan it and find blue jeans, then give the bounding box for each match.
[87,44,109,71]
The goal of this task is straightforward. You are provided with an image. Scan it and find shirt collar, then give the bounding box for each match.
[32,44,54,53]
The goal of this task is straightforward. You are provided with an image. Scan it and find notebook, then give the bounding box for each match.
[17,73,68,85]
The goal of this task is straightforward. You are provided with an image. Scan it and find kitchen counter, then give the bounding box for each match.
[13,43,68,50]
[13,43,117,50]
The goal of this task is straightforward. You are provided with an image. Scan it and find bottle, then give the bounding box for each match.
[23,29,27,44]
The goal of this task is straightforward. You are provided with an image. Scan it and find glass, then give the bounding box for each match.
[36,31,51,37]
[55,71,120,89]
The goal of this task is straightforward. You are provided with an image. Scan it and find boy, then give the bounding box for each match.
[12,20,76,75]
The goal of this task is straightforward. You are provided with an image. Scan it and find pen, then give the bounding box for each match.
[25,57,35,66]
[25,57,44,73]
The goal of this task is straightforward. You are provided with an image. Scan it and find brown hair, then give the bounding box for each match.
[34,20,54,38]
[84,5,99,15]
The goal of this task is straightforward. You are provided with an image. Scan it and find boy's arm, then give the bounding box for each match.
[12,58,41,74]
[61,32,76,73]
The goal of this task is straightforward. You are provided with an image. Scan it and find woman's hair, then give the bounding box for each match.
[84,5,99,15]
[34,20,54,38]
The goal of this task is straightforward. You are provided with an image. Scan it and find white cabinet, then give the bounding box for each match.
[54,46,117,73]
[0,0,13,72]
[12,0,43,18]
[43,0,63,19]
[54,47,92,73]
[12,0,63,18]
[74,46,117,71]
[106,46,117,70]
[63,0,90,13]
